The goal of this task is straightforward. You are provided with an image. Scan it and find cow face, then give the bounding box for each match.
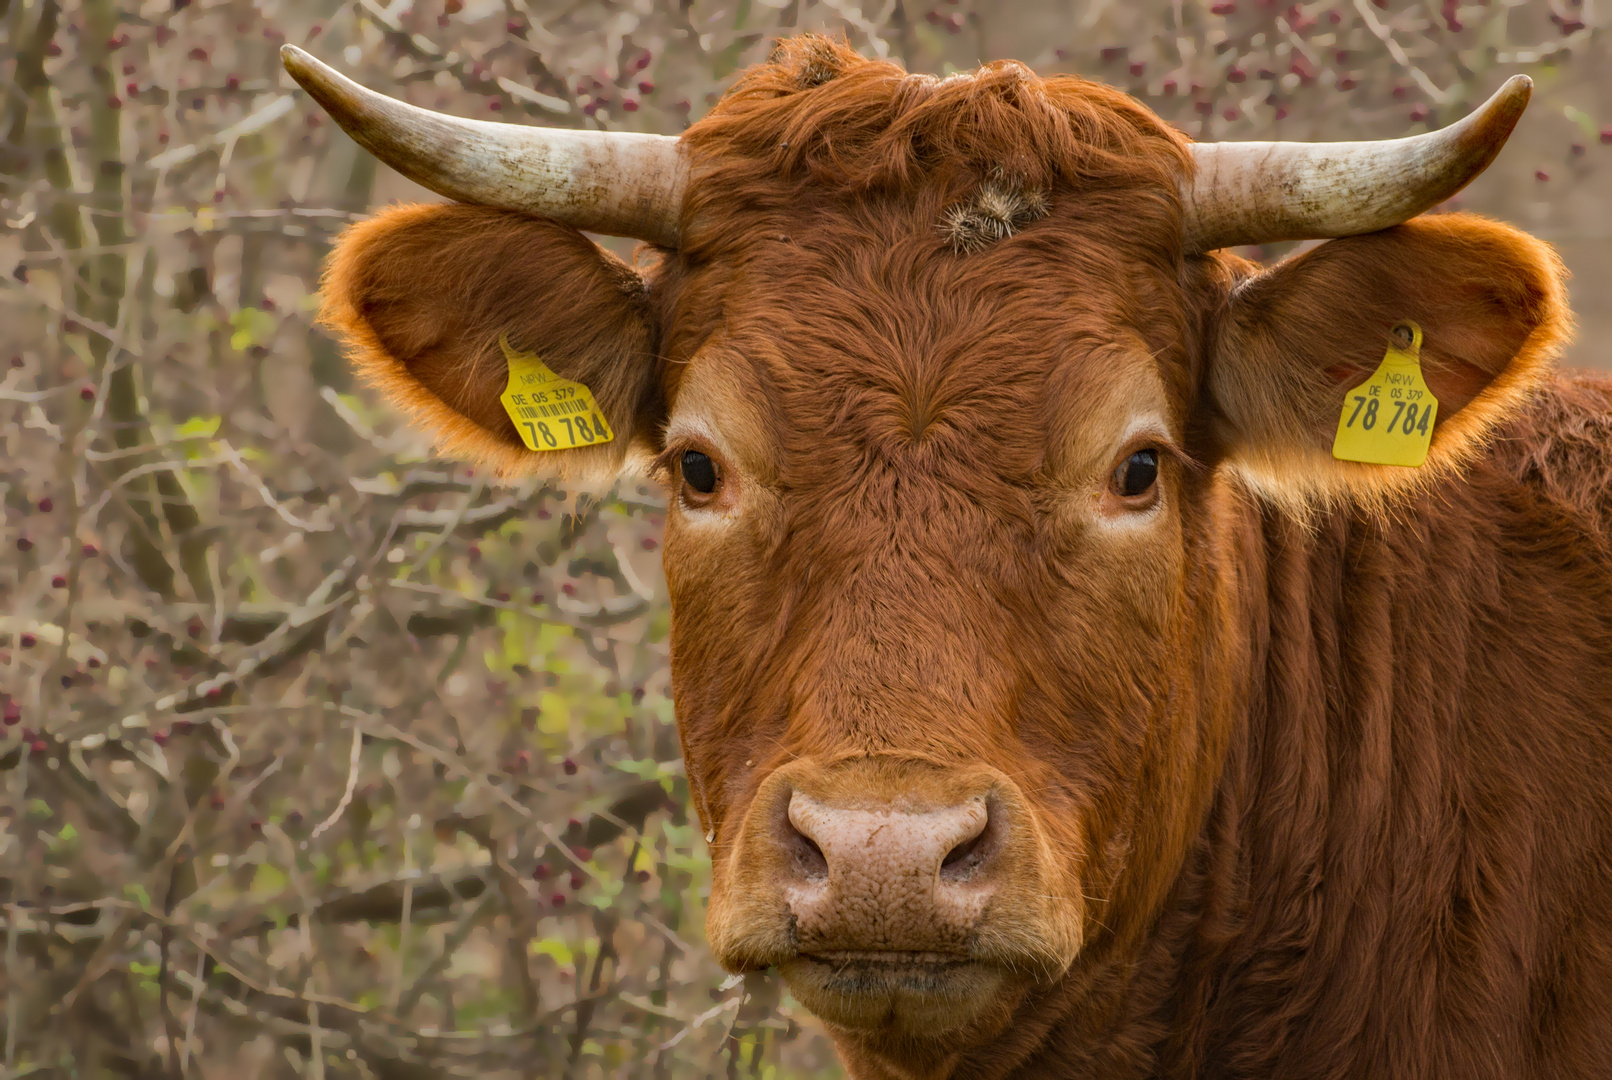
[298,34,1567,1074]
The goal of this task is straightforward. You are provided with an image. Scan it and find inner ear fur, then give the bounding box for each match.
[320,203,662,478]
[1208,213,1571,510]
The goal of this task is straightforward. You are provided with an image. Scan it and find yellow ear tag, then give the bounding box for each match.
[497,336,615,452]
[1331,322,1439,467]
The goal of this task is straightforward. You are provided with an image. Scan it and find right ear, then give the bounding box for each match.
[320,203,664,479]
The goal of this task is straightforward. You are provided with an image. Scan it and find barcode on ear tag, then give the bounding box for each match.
[497,335,615,451]
[1332,322,1439,467]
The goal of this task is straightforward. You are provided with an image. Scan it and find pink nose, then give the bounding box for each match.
[780,790,999,953]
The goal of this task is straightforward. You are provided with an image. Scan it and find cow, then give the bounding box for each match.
[281,35,1612,1080]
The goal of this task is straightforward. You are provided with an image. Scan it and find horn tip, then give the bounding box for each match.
[1479,74,1531,138]
[281,43,315,81]
[1498,73,1533,107]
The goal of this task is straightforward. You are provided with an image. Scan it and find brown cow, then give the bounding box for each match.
[283,36,1612,1080]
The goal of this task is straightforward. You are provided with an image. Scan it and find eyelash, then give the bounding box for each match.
[654,442,727,506]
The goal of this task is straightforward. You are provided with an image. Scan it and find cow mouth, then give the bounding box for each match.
[797,950,976,985]
[778,951,1009,1035]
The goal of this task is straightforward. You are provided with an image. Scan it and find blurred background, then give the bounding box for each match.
[1,1,1608,1077]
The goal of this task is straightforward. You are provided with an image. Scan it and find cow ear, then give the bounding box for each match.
[320,203,662,479]
[1206,213,1570,510]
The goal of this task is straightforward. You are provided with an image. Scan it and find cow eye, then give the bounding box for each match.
[681,450,720,495]
[1112,449,1159,500]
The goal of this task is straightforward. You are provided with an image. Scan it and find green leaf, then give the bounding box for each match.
[1564,105,1599,139]
[175,415,222,440]
[228,306,278,351]
[250,862,289,899]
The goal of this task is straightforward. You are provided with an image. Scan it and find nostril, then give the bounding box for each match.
[782,812,830,880]
[939,798,998,882]
[941,832,984,871]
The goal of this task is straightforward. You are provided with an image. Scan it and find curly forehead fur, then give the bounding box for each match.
[677,35,1191,257]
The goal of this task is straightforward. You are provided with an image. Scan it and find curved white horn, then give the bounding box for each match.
[280,44,685,247]
[1183,75,1532,252]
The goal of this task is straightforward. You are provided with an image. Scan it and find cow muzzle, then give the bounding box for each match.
[706,757,1084,1038]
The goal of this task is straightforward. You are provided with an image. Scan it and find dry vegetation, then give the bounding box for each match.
[2,0,1609,1076]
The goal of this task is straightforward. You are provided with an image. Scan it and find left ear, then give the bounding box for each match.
[1206,213,1571,509]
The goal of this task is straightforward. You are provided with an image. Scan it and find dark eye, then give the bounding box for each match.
[1112,449,1159,500]
[681,450,719,495]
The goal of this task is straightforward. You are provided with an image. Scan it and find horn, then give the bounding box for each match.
[1182,75,1532,253]
[280,45,685,247]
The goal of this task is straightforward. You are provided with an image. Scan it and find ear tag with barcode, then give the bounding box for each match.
[498,336,615,452]
[1331,322,1438,467]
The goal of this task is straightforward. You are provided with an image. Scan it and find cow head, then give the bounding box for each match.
[285,37,1568,1075]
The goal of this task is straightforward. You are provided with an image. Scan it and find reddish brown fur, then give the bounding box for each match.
[316,35,1612,1080]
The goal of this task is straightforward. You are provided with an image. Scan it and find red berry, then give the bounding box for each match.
[569,871,585,889]
[80,385,95,401]
[550,892,565,908]
[3,701,20,725]
[209,791,226,809]
[506,18,523,31]
[622,99,639,113]
[1211,1,1236,12]
[30,739,46,754]
[635,869,651,882]
[488,99,502,111]
[249,818,263,832]
[562,758,578,775]
[152,729,170,746]
[640,537,658,551]
[1227,66,1246,83]
[51,574,67,589]
[81,542,98,557]
[573,846,592,861]
[1601,128,1612,145]
[1535,169,1550,182]
[14,537,32,553]
[532,864,550,880]
[637,80,654,94]
[188,47,208,61]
